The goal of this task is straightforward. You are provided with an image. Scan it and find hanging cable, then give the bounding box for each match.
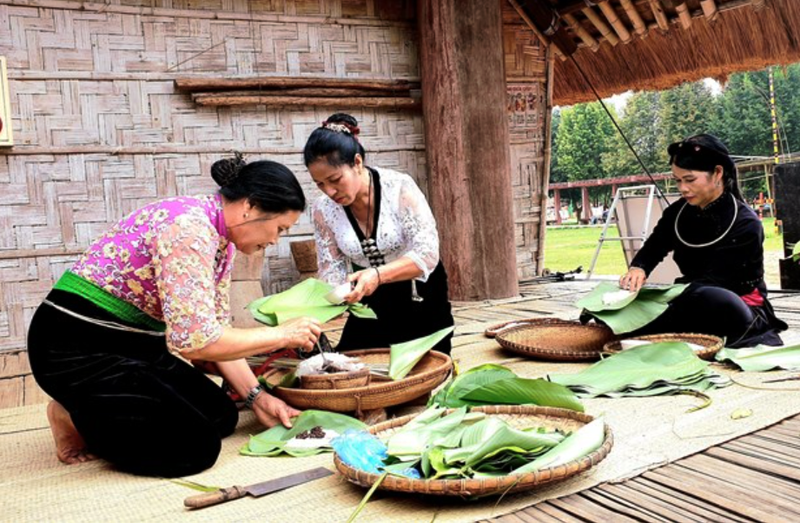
[567,53,669,203]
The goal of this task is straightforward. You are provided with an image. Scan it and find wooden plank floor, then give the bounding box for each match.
[479,280,800,523]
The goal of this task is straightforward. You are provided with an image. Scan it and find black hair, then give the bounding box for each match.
[303,113,366,168]
[668,133,743,202]
[211,153,306,214]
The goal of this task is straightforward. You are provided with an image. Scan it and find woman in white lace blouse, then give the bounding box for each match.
[303,113,454,354]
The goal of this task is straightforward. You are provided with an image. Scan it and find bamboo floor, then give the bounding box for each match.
[474,279,800,523]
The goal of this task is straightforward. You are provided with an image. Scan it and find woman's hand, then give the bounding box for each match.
[344,268,381,303]
[619,267,647,292]
[277,317,322,353]
[252,392,301,428]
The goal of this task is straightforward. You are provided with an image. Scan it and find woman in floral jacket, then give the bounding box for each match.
[28,156,321,477]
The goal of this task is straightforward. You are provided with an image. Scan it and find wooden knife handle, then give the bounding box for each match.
[184,486,246,509]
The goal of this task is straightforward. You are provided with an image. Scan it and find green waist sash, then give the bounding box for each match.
[54,271,166,332]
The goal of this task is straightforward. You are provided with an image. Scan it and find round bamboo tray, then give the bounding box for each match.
[484,318,541,338]
[603,333,723,361]
[333,405,613,497]
[262,349,452,413]
[299,367,370,390]
[495,319,617,361]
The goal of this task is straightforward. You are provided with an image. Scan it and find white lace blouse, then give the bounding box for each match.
[312,167,441,286]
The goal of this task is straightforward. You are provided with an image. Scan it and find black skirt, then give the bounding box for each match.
[336,261,455,354]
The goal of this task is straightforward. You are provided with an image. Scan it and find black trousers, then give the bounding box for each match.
[337,262,455,354]
[631,282,785,347]
[27,290,238,477]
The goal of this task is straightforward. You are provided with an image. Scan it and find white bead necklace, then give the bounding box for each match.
[674,193,738,248]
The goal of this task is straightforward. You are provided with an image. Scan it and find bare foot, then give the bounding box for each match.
[47,401,96,464]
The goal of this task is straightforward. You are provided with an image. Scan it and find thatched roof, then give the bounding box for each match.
[515,0,800,106]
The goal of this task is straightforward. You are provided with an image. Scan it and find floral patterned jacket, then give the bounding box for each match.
[70,194,235,354]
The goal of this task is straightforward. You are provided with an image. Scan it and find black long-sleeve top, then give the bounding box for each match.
[631,193,765,296]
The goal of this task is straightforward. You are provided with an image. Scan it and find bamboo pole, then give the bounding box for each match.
[563,13,599,52]
[752,0,766,11]
[537,45,555,275]
[644,0,767,33]
[620,0,647,37]
[647,0,670,32]
[597,1,632,44]
[582,6,620,47]
[675,2,693,29]
[506,0,566,60]
[700,0,719,22]
[175,77,420,93]
[190,87,411,99]
[191,94,421,109]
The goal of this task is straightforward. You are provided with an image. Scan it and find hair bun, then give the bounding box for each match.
[211,152,246,187]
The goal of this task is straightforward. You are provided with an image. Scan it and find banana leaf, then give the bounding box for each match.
[386,406,469,458]
[241,410,366,457]
[511,417,605,474]
[576,282,688,334]
[716,343,800,371]
[788,242,800,263]
[247,278,376,326]
[388,326,455,380]
[430,363,583,412]
[430,364,516,407]
[549,342,727,398]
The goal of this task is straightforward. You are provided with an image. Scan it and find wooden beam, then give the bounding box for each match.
[597,1,633,44]
[676,2,693,29]
[563,13,599,52]
[174,77,420,93]
[537,46,555,275]
[191,94,420,109]
[582,6,620,47]
[506,0,565,60]
[418,0,518,300]
[700,0,719,22]
[647,0,670,32]
[193,87,411,98]
[620,0,648,37]
[549,173,671,190]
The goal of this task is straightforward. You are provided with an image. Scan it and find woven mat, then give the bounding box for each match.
[4,330,800,522]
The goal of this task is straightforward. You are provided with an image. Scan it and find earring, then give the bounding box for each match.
[244,213,249,219]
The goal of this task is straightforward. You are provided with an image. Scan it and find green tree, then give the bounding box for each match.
[602,90,666,178]
[549,108,566,184]
[658,81,717,151]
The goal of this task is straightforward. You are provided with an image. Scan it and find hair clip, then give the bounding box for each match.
[322,122,352,135]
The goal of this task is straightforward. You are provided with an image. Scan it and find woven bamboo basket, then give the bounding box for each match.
[299,367,370,390]
[495,319,617,361]
[484,318,541,338]
[603,333,723,361]
[262,350,452,413]
[333,405,613,497]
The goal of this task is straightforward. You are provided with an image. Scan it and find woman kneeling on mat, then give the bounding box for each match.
[303,113,455,354]
[28,156,321,476]
[619,134,787,347]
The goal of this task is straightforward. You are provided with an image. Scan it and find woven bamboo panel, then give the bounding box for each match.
[502,2,548,279]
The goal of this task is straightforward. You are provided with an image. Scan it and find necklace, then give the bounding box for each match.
[674,193,738,248]
[359,169,385,266]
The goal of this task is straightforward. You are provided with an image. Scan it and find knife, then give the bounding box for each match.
[183,467,334,509]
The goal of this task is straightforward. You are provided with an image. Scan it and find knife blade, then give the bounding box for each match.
[183,467,333,509]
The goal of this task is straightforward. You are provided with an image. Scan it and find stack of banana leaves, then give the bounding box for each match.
[381,406,605,480]
[716,343,800,372]
[576,282,688,334]
[549,342,731,398]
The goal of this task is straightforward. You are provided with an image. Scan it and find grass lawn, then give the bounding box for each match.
[543,217,783,285]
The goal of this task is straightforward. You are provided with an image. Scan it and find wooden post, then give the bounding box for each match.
[612,184,618,198]
[582,187,591,223]
[418,0,518,301]
[537,47,555,276]
[554,189,562,225]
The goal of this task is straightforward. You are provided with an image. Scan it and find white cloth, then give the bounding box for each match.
[312,167,440,285]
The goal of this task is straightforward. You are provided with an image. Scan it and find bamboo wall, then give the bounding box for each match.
[502,2,549,281]
[0,0,423,408]
[0,0,550,408]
